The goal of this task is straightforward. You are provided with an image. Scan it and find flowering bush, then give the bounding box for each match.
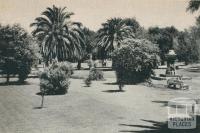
[112,39,159,84]
[39,62,73,95]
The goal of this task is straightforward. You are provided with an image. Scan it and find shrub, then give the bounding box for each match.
[39,62,73,95]
[112,39,159,84]
[18,62,32,82]
[89,68,104,80]
[84,77,92,87]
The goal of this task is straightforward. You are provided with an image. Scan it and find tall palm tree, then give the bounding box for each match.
[187,0,200,13]
[31,5,85,66]
[96,18,134,66]
[96,18,133,51]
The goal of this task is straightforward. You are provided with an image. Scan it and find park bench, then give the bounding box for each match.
[167,76,190,90]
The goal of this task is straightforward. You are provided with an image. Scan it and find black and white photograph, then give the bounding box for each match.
[0,0,200,132]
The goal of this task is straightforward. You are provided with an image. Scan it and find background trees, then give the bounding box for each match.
[176,28,200,64]
[148,26,178,65]
[0,24,39,83]
[76,27,96,69]
[31,5,85,66]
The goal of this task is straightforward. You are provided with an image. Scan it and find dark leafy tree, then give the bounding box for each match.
[176,29,200,64]
[0,24,39,83]
[148,26,179,65]
[112,39,159,87]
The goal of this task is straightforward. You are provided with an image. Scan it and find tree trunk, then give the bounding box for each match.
[185,61,189,65]
[119,84,123,91]
[102,59,104,67]
[161,60,165,65]
[45,60,49,67]
[41,94,44,108]
[89,53,93,70]
[6,73,10,84]
[77,60,81,70]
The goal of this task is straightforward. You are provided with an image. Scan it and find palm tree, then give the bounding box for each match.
[123,18,140,33]
[75,27,95,69]
[96,18,134,65]
[96,18,133,51]
[31,5,85,66]
[187,0,200,13]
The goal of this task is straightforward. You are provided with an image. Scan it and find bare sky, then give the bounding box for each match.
[0,0,198,32]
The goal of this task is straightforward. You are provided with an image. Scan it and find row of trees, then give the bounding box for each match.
[29,4,200,68]
[1,1,200,84]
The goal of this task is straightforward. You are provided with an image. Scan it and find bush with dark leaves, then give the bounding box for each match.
[39,62,73,95]
[112,39,159,84]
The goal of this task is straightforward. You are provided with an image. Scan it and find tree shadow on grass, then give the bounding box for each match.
[104,82,118,85]
[152,100,169,107]
[33,106,47,109]
[104,82,136,85]
[119,116,200,133]
[36,92,66,96]
[102,89,125,93]
[0,81,30,86]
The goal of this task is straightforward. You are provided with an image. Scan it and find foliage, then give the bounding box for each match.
[148,26,178,64]
[95,17,141,61]
[76,27,96,69]
[0,24,39,83]
[96,18,136,51]
[89,68,104,81]
[175,28,200,64]
[31,5,85,64]
[84,77,92,87]
[187,0,200,13]
[39,62,73,95]
[82,27,96,54]
[112,39,159,84]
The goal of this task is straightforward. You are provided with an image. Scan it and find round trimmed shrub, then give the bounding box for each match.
[39,62,73,95]
[112,39,159,84]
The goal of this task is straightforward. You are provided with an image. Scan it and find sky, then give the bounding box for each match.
[0,0,198,33]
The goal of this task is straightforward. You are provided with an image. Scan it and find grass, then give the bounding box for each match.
[0,64,199,133]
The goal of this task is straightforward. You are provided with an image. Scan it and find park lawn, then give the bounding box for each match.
[0,68,200,133]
